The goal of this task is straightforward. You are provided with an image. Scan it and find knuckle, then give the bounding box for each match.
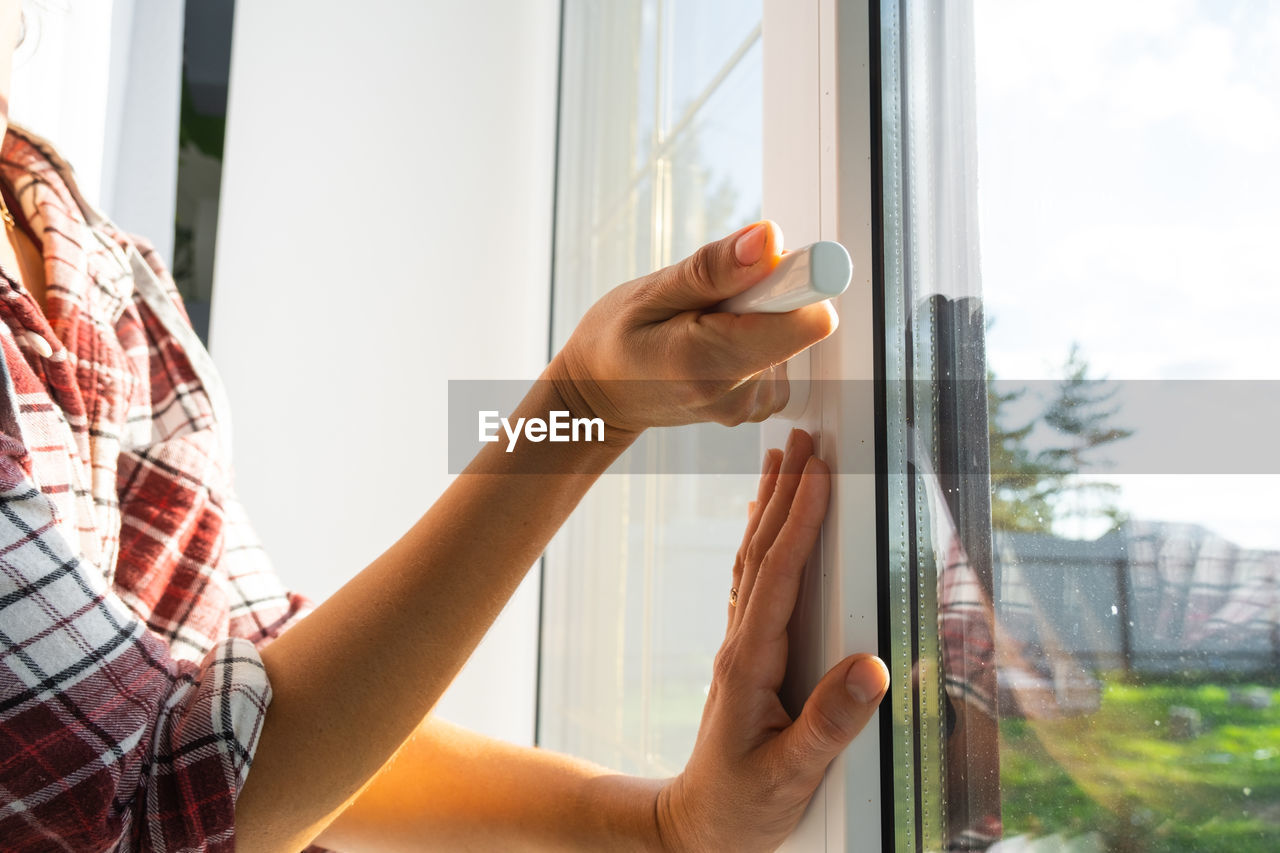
[744,536,770,569]
[683,246,718,297]
[620,281,655,314]
[714,385,760,428]
[746,398,774,423]
[690,375,730,404]
[712,641,741,683]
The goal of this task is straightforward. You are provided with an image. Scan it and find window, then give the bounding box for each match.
[539,0,765,777]
[882,0,1280,849]
[173,0,237,344]
[540,1,1280,850]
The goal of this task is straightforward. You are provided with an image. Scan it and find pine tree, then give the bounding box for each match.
[1038,343,1133,533]
[987,371,1067,532]
[987,342,1132,535]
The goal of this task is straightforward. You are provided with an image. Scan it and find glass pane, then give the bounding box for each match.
[540,0,764,778]
[882,1,1279,850]
[878,1,995,847]
[967,0,1280,845]
[665,41,762,263]
[663,0,762,139]
[174,0,237,344]
[552,0,656,288]
[882,1,1280,850]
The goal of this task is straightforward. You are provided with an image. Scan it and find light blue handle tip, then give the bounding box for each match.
[810,241,853,295]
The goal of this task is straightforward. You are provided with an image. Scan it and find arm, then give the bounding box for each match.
[234,223,873,851]
[261,431,888,852]
[313,715,665,853]
[236,378,637,851]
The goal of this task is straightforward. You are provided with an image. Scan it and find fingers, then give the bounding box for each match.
[732,430,814,621]
[728,449,782,630]
[772,655,889,783]
[714,300,839,351]
[644,221,785,314]
[739,455,829,641]
[688,303,837,404]
[701,363,786,427]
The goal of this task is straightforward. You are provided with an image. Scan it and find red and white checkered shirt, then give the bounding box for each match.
[0,126,311,851]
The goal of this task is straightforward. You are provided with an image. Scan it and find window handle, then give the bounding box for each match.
[714,240,852,314]
[715,241,851,421]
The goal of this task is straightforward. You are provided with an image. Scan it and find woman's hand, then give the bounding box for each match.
[548,221,838,436]
[656,429,889,852]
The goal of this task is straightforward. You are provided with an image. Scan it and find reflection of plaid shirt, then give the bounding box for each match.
[939,529,997,719]
[0,126,309,850]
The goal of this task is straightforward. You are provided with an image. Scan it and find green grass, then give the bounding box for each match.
[1000,681,1280,852]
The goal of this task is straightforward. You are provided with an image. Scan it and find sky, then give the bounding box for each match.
[973,0,1280,548]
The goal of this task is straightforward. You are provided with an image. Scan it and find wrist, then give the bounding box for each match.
[544,349,643,448]
[654,775,700,853]
[462,365,638,478]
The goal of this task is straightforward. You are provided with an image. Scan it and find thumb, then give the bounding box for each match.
[776,654,889,777]
[645,220,784,312]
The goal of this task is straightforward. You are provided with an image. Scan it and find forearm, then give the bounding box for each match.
[236,367,636,851]
[314,716,664,852]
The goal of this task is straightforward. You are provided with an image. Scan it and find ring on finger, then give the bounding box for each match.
[729,586,739,607]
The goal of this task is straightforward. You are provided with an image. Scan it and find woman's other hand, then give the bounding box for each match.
[656,429,888,852]
[548,221,838,436]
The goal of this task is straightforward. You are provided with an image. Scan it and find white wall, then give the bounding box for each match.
[11,0,182,262]
[101,0,185,264]
[211,1,560,745]
[10,1,115,202]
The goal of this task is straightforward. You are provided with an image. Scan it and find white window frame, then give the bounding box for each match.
[762,1,883,849]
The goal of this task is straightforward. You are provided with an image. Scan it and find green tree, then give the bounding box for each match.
[987,342,1132,535]
[1039,343,1133,532]
[988,371,1067,533]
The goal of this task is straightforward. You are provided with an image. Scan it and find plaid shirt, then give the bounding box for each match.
[0,126,311,851]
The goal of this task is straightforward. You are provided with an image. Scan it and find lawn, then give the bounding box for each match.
[1000,681,1280,852]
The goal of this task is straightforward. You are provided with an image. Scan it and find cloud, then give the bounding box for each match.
[975,0,1280,151]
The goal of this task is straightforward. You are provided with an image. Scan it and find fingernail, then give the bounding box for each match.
[734,223,767,266]
[846,656,889,704]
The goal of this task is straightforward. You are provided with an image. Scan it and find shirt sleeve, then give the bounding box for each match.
[0,433,270,852]
[122,228,316,650]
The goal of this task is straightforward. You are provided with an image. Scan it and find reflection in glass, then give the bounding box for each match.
[173,0,236,344]
[977,0,1280,838]
[879,1,1280,850]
